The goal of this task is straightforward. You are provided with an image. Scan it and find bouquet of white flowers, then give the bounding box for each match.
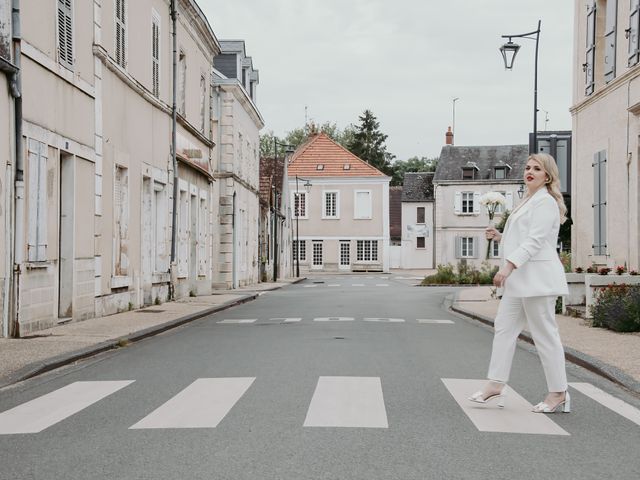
[479,191,506,260]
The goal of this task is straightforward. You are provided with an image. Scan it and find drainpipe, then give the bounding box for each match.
[10,0,22,337]
[232,191,237,288]
[169,0,178,299]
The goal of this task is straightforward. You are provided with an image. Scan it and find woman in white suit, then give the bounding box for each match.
[469,153,570,413]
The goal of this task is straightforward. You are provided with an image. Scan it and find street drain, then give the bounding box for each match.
[136,309,165,313]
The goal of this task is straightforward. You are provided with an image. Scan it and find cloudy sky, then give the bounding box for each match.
[201,1,575,160]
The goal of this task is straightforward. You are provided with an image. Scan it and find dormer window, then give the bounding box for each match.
[494,167,506,179]
[343,164,351,170]
[316,164,324,170]
[462,161,479,180]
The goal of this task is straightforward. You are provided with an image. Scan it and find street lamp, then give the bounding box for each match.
[272,140,295,281]
[295,175,312,277]
[500,20,541,153]
[517,183,525,199]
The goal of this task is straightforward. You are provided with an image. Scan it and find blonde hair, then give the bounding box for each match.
[526,153,568,224]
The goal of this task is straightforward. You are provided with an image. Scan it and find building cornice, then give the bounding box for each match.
[213,171,259,196]
[570,66,640,115]
[216,79,265,129]
[433,180,523,186]
[287,176,391,185]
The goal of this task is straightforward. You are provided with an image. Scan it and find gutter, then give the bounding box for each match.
[169,0,178,299]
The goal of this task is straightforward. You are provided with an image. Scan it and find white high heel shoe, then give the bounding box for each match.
[468,390,506,408]
[532,391,571,413]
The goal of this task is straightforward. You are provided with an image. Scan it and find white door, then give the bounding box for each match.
[339,240,350,270]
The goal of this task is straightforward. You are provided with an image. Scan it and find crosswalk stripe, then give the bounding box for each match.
[304,376,388,428]
[569,382,640,427]
[314,317,354,322]
[363,318,405,323]
[376,284,389,287]
[352,284,365,287]
[0,381,134,434]
[217,319,256,324]
[130,378,255,429]
[328,284,341,287]
[441,379,569,435]
[417,319,455,324]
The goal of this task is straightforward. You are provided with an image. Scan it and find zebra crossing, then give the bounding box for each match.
[216,317,456,324]
[1,377,638,436]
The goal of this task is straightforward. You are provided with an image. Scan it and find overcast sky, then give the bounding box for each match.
[201,1,575,160]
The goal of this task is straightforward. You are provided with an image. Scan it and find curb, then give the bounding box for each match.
[0,283,296,390]
[449,295,640,397]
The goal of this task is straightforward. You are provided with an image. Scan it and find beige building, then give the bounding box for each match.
[400,172,435,269]
[288,133,390,273]
[433,145,527,268]
[0,1,268,337]
[571,0,640,270]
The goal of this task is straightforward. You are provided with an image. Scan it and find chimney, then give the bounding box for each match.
[445,126,454,145]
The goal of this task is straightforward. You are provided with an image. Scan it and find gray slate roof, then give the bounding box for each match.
[401,172,435,202]
[434,145,528,182]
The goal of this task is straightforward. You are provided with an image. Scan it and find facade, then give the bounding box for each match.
[212,40,264,288]
[401,172,435,269]
[433,145,528,268]
[288,133,391,273]
[571,0,640,271]
[0,1,266,337]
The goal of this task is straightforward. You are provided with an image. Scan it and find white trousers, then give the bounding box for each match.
[487,295,568,392]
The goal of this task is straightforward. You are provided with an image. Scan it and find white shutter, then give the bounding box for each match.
[455,236,461,258]
[36,146,48,261]
[629,0,640,66]
[505,191,514,211]
[152,13,160,97]
[604,0,617,82]
[473,192,480,213]
[198,195,207,275]
[585,2,596,95]
[115,0,126,68]
[471,237,478,259]
[27,141,39,261]
[454,191,461,214]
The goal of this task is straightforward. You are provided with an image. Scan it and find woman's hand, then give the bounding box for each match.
[493,261,515,288]
[485,227,502,243]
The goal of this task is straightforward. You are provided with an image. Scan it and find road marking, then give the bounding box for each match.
[304,376,388,428]
[130,378,255,429]
[0,381,134,434]
[376,284,389,287]
[417,319,455,324]
[363,318,405,323]
[352,284,365,287]
[217,319,256,324]
[328,284,341,287]
[569,382,640,427]
[314,317,354,322]
[441,379,569,436]
[281,317,302,323]
[303,285,317,288]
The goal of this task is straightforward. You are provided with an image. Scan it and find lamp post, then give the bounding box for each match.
[517,183,525,199]
[272,140,295,281]
[294,175,312,277]
[500,20,541,154]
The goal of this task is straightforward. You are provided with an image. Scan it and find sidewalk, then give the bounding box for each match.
[0,278,302,389]
[451,286,640,395]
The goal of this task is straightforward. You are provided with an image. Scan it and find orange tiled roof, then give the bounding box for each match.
[288,133,387,177]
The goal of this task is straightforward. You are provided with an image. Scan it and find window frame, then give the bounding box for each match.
[354,190,372,219]
[416,206,425,224]
[461,191,474,214]
[322,190,339,219]
[292,191,308,219]
[416,236,426,249]
[356,240,378,262]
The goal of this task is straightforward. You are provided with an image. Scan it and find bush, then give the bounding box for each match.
[591,284,640,332]
[559,252,571,273]
[421,261,498,286]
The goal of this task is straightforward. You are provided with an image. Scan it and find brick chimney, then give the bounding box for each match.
[445,126,454,145]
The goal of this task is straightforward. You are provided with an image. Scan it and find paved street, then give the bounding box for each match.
[1,276,639,480]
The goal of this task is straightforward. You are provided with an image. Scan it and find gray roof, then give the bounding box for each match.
[434,145,528,182]
[401,172,434,202]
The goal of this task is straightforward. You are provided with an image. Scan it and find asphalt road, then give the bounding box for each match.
[1,274,639,480]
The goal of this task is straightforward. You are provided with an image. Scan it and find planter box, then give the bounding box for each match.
[565,272,586,307]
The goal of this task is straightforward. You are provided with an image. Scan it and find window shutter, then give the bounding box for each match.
[505,191,514,211]
[630,0,640,66]
[27,141,39,261]
[454,191,461,214]
[198,196,207,275]
[115,0,126,68]
[585,2,596,95]
[471,237,478,258]
[57,0,73,69]
[152,15,160,97]
[592,151,607,255]
[473,192,480,213]
[455,236,461,258]
[36,146,48,261]
[604,0,617,82]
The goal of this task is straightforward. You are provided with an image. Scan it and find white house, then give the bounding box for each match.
[400,172,435,269]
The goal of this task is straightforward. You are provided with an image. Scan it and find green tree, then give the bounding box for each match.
[390,156,438,186]
[260,121,357,157]
[346,110,395,176]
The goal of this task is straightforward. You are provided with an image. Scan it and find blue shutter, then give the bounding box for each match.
[604,0,617,82]
[592,151,607,255]
[629,0,640,66]
[585,3,596,95]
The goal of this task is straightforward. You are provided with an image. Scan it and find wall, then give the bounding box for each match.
[401,202,434,269]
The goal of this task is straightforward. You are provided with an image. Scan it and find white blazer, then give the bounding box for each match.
[500,188,568,298]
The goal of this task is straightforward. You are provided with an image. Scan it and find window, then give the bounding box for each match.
[416,237,425,249]
[151,12,160,97]
[200,73,206,133]
[416,206,425,224]
[57,0,73,70]
[293,240,306,261]
[178,50,186,115]
[356,240,378,262]
[604,0,617,83]
[354,190,372,219]
[316,164,324,170]
[462,168,475,180]
[293,192,307,218]
[340,240,350,267]
[629,0,640,66]
[494,191,506,214]
[585,2,596,95]
[491,239,500,258]
[115,0,126,68]
[457,237,475,259]
[114,165,129,275]
[323,191,338,218]
[312,241,323,267]
[462,192,474,213]
[494,167,506,179]
[27,140,48,262]
[593,150,607,255]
